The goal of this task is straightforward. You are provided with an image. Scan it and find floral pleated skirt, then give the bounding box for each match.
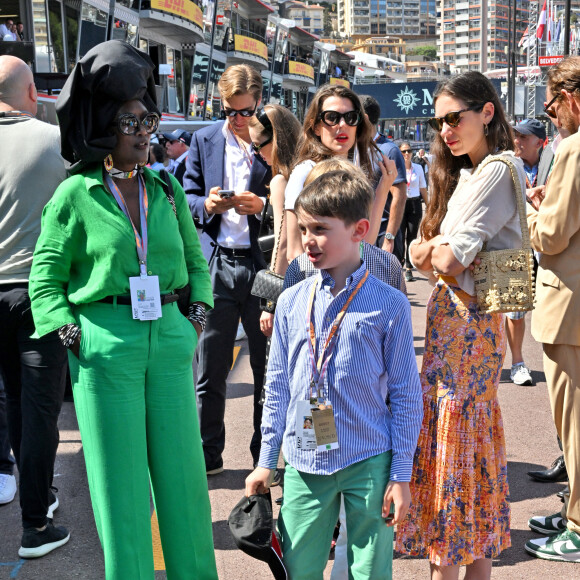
[396,280,511,566]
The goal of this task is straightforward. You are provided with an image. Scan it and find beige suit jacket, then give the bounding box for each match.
[528,130,580,346]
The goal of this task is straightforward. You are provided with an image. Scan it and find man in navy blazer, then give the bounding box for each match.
[183,64,271,474]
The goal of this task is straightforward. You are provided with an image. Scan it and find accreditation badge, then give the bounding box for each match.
[129,275,162,320]
[296,400,317,450]
[312,402,339,452]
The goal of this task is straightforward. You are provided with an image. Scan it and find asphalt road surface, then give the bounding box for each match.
[0,275,571,579]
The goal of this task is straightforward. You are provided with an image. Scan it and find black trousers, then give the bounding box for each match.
[0,373,15,475]
[400,197,423,268]
[195,251,267,468]
[0,284,67,528]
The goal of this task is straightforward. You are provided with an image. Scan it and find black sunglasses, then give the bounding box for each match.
[257,108,273,132]
[220,105,257,119]
[400,149,412,154]
[543,92,560,119]
[251,136,273,153]
[318,110,361,127]
[427,106,482,131]
[113,112,160,135]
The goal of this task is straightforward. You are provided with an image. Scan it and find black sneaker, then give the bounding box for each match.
[19,521,70,558]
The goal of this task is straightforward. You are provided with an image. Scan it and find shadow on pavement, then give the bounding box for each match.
[499,368,546,385]
[207,469,251,491]
[507,461,566,503]
[494,527,540,567]
[227,382,254,400]
[213,519,237,550]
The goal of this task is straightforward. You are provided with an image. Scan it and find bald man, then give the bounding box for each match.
[0,56,70,558]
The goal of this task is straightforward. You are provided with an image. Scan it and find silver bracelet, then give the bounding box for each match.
[187,303,206,332]
[58,323,81,349]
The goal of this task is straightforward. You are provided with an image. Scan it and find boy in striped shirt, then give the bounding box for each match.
[245,169,423,579]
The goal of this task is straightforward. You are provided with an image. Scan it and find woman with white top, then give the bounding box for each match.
[395,71,526,580]
[284,84,396,261]
[399,141,427,282]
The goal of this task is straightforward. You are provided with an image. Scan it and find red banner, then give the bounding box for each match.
[539,55,564,67]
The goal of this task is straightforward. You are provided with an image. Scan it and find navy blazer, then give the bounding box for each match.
[183,121,272,269]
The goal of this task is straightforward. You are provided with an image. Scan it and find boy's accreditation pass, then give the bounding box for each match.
[107,174,162,320]
[297,271,369,452]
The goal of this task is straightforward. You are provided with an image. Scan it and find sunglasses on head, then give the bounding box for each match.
[427,106,482,132]
[113,112,160,135]
[543,92,560,119]
[318,110,361,127]
[220,105,257,119]
[251,136,273,153]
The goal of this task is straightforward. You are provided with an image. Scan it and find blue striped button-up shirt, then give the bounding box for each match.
[258,263,423,481]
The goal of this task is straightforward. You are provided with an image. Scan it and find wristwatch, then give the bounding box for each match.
[385,232,395,241]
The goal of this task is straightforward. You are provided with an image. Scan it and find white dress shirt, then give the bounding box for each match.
[216,123,253,248]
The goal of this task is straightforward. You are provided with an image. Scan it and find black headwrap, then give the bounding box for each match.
[56,40,159,174]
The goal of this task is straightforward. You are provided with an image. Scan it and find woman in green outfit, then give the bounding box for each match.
[29,41,218,580]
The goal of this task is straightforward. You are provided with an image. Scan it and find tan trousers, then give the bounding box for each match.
[543,343,580,533]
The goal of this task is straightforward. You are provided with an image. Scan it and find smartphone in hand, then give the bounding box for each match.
[218,189,235,199]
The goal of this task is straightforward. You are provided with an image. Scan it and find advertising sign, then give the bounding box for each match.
[234,35,268,60]
[151,0,203,28]
[288,61,315,80]
[330,77,349,88]
[539,55,564,67]
[353,79,502,119]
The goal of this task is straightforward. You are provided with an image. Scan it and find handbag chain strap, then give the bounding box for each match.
[270,204,285,273]
[476,155,532,251]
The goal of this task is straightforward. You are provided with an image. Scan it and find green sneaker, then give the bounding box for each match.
[525,528,580,562]
[528,513,568,535]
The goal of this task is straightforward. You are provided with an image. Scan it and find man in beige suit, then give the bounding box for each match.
[525,56,580,562]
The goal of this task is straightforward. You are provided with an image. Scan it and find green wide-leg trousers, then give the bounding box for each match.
[68,301,218,580]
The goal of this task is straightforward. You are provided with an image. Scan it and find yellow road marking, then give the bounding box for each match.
[151,511,165,570]
[232,345,241,370]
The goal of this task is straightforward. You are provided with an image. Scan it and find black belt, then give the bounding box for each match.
[216,245,252,258]
[97,293,179,306]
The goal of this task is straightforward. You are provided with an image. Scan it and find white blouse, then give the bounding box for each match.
[414,151,527,295]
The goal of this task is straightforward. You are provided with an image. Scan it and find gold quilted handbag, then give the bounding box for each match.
[471,156,535,314]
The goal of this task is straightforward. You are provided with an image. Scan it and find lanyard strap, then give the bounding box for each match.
[106,174,149,276]
[406,166,414,187]
[306,270,369,397]
[0,110,34,119]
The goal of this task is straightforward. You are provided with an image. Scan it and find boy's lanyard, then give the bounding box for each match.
[305,270,369,400]
[106,174,149,277]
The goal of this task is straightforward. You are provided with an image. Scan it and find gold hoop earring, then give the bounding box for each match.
[138,160,147,167]
[104,154,114,171]
[484,123,489,137]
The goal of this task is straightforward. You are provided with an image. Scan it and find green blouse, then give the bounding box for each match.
[30,164,213,337]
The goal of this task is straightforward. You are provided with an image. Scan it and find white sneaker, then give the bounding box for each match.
[235,322,247,341]
[47,487,59,519]
[511,363,533,386]
[0,473,17,504]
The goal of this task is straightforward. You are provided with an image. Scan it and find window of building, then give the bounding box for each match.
[78,3,107,60]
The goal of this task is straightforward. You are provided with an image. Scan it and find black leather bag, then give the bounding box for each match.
[257,194,276,264]
[251,194,285,313]
[251,269,284,313]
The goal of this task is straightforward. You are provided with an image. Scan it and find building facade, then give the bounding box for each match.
[337,0,421,39]
[438,0,528,73]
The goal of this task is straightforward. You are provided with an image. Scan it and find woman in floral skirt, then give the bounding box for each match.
[395,71,526,579]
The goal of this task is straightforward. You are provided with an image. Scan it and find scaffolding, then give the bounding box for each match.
[526,1,539,118]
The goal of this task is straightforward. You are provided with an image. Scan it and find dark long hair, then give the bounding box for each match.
[294,84,376,177]
[421,71,515,240]
[248,104,301,180]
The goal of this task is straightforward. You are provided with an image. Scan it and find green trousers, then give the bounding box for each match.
[68,300,218,580]
[279,452,393,580]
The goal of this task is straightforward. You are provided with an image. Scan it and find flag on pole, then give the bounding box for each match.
[554,14,562,43]
[537,0,547,40]
[518,26,529,47]
[547,5,553,42]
